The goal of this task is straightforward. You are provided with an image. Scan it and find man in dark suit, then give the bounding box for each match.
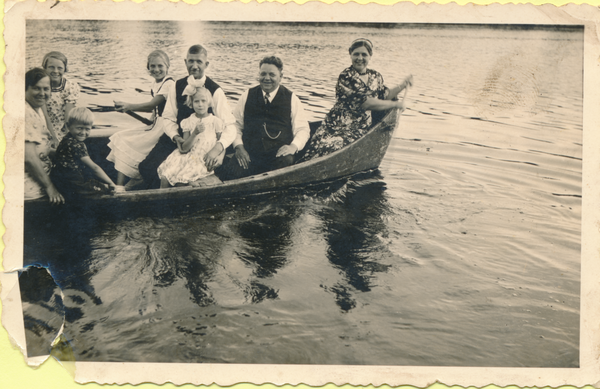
[220,56,310,180]
[138,44,236,189]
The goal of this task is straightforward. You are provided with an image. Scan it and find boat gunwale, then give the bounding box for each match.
[25,108,401,206]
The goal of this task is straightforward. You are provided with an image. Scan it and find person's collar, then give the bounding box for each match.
[51,78,66,92]
[187,74,207,87]
[351,66,369,76]
[263,85,280,101]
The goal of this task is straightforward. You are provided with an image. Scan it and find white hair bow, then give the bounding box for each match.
[183,76,206,96]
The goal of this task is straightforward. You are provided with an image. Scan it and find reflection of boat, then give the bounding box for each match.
[25,108,401,210]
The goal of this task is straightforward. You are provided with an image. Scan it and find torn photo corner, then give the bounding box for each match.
[2,0,600,386]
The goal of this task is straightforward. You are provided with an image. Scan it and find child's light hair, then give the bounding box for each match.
[66,107,94,127]
[147,50,170,70]
[42,51,69,72]
[185,87,213,110]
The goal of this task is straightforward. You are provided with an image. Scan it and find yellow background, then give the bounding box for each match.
[1,0,598,388]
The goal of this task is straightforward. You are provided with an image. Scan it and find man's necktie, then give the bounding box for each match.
[264,92,270,105]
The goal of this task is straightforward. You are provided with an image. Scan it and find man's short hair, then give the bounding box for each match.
[259,56,283,72]
[188,44,208,57]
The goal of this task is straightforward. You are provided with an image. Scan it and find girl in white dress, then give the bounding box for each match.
[157,86,224,188]
[106,50,175,188]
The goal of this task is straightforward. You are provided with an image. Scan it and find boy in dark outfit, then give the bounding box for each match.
[51,107,118,200]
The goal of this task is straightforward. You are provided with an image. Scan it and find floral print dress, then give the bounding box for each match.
[46,77,80,141]
[301,67,388,161]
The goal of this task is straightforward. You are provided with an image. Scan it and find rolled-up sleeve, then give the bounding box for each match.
[290,93,310,152]
[212,88,237,149]
[162,81,180,141]
[231,90,248,149]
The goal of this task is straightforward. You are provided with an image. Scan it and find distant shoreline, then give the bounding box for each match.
[206,21,584,32]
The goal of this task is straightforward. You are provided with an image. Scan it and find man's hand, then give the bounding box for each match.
[174,135,186,153]
[204,143,225,171]
[276,144,298,157]
[235,145,251,169]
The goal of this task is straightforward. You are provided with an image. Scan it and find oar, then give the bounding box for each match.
[123,111,153,126]
[90,105,153,126]
[398,82,410,113]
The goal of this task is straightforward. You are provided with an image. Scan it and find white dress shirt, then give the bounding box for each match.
[162,75,237,150]
[232,85,310,152]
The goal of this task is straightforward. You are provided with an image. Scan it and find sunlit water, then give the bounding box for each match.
[21,21,582,366]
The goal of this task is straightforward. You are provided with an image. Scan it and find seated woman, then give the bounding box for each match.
[301,38,412,161]
[24,68,64,204]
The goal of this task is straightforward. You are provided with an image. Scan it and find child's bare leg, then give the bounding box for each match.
[160,177,171,189]
[116,172,126,186]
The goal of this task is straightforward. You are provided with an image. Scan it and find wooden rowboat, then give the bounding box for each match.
[24,108,401,215]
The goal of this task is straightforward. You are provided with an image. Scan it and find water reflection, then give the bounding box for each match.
[314,174,392,312]
[24,207,105,307]
[234,205,301,303]
[21,21,582,366]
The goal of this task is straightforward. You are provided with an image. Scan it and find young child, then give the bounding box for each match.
[42,51,80,142]
[51,107,119,200]
[107,50,175,188]
[157,86,224,188]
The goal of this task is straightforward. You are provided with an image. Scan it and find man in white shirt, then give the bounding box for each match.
[138,44,236,189]
[220,56,310,180]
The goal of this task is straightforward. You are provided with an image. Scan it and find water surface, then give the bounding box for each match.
[22,21,582,367]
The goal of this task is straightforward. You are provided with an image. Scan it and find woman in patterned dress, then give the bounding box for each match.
[42,51,80,142]
[301,38,412,161]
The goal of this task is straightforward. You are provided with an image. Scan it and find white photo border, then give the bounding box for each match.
[2,0,599,386]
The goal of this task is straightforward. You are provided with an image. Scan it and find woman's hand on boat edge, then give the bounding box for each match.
[46,184,65,205]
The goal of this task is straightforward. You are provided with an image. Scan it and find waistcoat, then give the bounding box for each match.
[243,85,293,154]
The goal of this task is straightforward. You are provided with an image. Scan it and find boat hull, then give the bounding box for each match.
[25,108,400,213]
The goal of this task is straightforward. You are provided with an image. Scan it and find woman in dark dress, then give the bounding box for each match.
[301,38,412,161]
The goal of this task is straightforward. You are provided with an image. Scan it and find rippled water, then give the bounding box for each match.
[22,21,582,366]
